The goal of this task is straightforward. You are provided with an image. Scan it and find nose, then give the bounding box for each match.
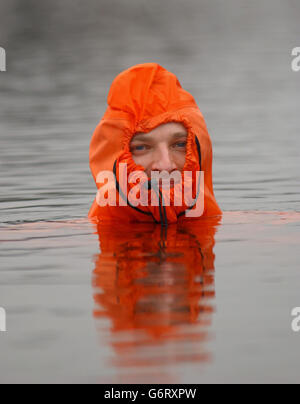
[151,145,177,173]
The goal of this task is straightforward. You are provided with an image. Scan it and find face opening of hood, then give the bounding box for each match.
[88,63,222,224]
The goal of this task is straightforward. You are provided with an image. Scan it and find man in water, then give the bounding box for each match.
[88,63,221,224]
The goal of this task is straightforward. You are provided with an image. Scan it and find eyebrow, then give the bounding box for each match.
[131,132,187,142]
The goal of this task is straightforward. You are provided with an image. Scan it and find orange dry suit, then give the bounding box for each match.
[88,63,221,224]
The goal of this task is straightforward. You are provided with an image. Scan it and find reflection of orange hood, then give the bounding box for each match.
[93,217,220,338]
[88,63,222,224]
[92,218,221,372]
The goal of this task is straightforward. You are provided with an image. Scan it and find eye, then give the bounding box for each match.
[130,144,150,154]
[174,141,187,149]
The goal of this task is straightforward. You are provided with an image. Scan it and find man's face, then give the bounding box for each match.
[130,122,187,177]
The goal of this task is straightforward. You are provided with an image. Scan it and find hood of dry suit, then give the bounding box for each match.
[88,63,222,224]
[92,216,220,351]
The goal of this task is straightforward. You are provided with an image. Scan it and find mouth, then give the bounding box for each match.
[157,177,182,190]
[146,170,183,190]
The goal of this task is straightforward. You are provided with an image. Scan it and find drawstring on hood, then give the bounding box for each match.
[89,63,222,224]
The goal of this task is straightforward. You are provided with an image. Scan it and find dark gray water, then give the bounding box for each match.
[0,0,300,383]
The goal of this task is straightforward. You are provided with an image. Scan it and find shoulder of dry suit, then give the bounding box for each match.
[88,63,222,224]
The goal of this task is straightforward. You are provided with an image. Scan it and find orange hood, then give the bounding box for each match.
[88,63,222,224]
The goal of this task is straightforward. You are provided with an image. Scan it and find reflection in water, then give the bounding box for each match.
[92,217,221,380]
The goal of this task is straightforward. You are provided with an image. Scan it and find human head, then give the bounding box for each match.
[89,63,222,222]
[130,122,188,177]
